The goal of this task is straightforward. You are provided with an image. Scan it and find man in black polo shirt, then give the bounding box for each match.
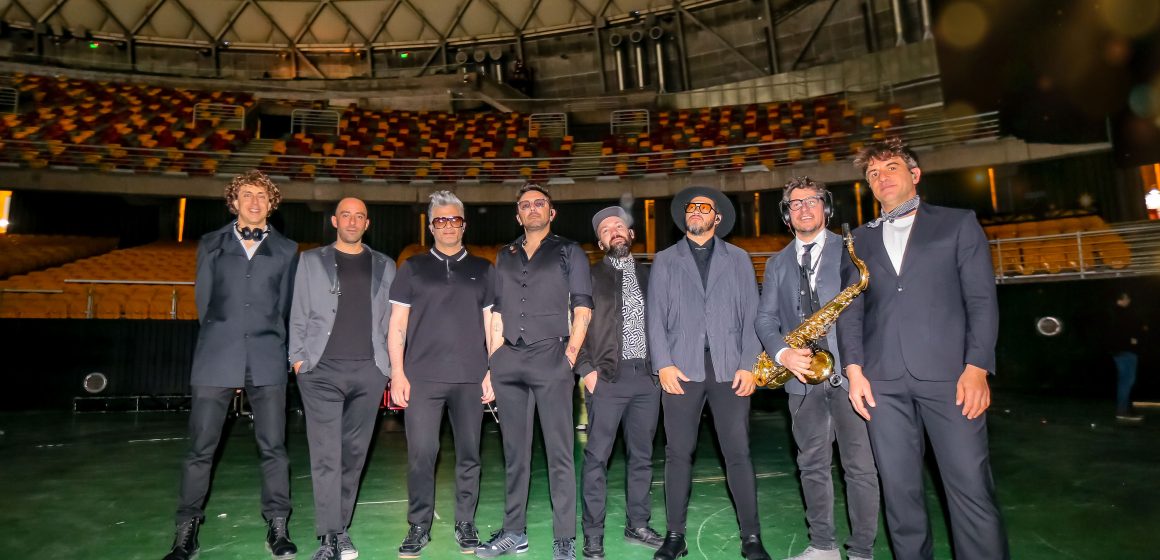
[387,190,496,558]
[477,184,594,560]
[289,197,396,560]
[576,206,664,560]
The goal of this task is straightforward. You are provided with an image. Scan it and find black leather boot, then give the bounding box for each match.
[653,532,688,560]
[265,516,298,559]
[162,518,200,560]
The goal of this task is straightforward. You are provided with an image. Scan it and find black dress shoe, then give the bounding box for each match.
[582,534,604,559]
[653,532,688,560]
[163,518,200,560]
[625,526,665,549]
[266,517,298,559]
[740,534,771,560]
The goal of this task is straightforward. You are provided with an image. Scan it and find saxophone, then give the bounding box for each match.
[753,223,870,389]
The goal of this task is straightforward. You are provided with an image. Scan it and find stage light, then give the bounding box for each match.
[400,51,410,59]
[0,218,8,228]
[88,41,100,49]
[1146,188,1160,210]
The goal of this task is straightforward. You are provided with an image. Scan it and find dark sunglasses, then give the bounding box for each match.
[431,216,465,229]
[685,202,716,215]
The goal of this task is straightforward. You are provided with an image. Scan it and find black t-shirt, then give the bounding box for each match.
[320,249,374,360]
[388,247,495,383]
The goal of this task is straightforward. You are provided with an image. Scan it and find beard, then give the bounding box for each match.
[604,236,632,259]
[687,219,712,236]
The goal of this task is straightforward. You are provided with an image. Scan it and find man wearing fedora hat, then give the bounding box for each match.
[647,187,770,560]
[575,206,664,560]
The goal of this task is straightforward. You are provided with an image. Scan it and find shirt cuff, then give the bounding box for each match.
[569,294,594,311]
[774,347,789,366]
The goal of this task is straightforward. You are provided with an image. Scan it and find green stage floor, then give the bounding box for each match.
[1,392,1156,559]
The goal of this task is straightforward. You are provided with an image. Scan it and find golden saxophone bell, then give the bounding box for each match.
[754,223,869,389]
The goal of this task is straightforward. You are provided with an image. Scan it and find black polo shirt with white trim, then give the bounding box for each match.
[388,247,495,384]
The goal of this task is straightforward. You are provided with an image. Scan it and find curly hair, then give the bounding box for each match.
[224,170,282,216]
[781,176,831,205]
[853,137,920,177]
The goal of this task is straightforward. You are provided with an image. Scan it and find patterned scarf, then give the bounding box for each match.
[866,195,921,228]
[609,257,647,360]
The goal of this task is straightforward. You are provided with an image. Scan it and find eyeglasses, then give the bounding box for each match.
[685,202,716,215]
[517,198,550,212]
[785,196,823,212]
[431,216,465,229]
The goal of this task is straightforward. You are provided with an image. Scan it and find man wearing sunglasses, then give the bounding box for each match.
[388,190,496,558]
[478,184,593,560]
[755,177,878,560]
[647,186,770,560]
[289,197,396,560]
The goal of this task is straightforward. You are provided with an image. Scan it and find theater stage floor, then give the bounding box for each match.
[1,392,1155,560]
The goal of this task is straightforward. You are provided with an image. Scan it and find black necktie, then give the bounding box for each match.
[799,242,828,351]
[799,243,819,315]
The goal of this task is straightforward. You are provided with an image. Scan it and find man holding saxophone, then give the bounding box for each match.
[755,177,879,560]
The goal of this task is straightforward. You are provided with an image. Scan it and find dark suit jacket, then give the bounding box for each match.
[755,229,845,395]
[648,238,762,383]
[837,204,998,381]
[191,222,298,387]
[573,258,650,383]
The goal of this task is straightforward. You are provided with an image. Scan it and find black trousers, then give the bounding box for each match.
[490,337,576,539]
[581,359,661,537]
[176,382,291,523]
[869,373,1008,560]
[788,383,879,558]
[661,351,760,536]
[298,359,387,536]
[404,379,484,530]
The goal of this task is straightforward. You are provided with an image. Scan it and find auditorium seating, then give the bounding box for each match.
[0,73,254,174]
[0,235,118,279]
[260,106,573,183]
[0,241,313,319]
[0,72,927,183]
[599,97,903,175]
[983,215,1131,276]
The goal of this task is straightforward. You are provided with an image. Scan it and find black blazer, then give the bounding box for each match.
[837,203,998,381]
[191,222,299,387]
[573,258,650,382]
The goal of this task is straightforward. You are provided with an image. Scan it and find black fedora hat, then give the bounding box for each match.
[670,186,735,237]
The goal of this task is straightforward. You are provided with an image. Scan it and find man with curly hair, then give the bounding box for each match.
[838,139,1008,560]
[163,170,301,560]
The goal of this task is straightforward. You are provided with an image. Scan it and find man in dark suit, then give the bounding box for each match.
[164,170,300,560]
[576,206,664,560]
[289,197,395,560]
[755,177,878,560]
[837,139,1008,560]
[647,187,771,560]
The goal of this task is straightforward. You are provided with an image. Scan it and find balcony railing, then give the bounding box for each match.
[0,112,1000,184]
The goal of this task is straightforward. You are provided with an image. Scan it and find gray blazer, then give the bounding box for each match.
[837,203,998,380]
[191,223,298,388]
[755,229,845,395]
[288,243,396,377]
[647,238,763,383]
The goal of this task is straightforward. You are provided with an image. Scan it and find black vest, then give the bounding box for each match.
[496,234,581,345]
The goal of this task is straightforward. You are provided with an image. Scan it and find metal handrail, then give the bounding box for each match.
[1,111,1000,183]
[989,222,1160,283]
[63,278,194,319]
